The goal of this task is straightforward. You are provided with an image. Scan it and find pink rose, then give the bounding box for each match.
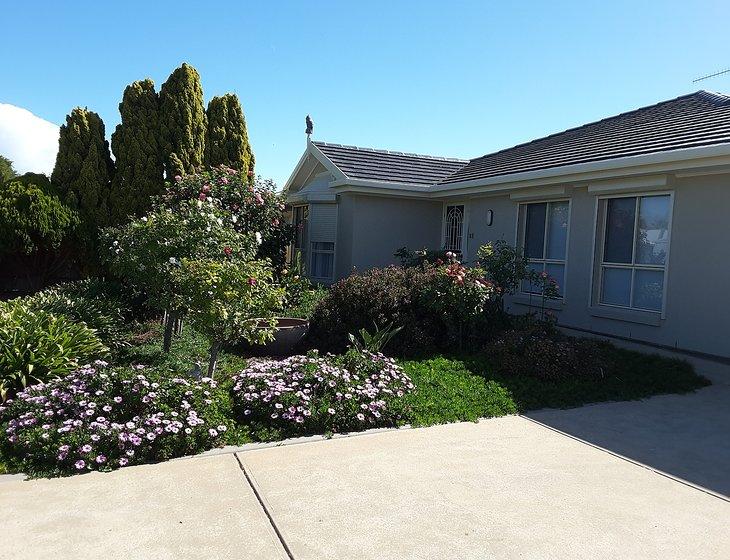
[199,193,206,201]
[174,175,182,183]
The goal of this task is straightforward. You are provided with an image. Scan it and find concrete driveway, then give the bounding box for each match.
[2,405,729,559]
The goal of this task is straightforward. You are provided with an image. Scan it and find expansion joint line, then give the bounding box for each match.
[234,453,297,560]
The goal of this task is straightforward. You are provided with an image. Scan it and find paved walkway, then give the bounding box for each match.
[2,404,729,559]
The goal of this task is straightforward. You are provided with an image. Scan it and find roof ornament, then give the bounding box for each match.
[305,115,314,139]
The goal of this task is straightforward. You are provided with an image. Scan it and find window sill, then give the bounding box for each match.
[510,294,565,310]
[588,306,662,326]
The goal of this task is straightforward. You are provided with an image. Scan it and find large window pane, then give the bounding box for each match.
[311,252,333,279]
[636,195,670,265]
[546,201,569,260]
[601,267,631,306]
[604,197,636,263]
[632,269,664,311]
[545,263,565,297]
[524,203,546,259]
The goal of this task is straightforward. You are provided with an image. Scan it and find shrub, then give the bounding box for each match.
[157,168,295,270]
[23,279,132,351]
[0,300,107,401]
[0,363,230,477]
[231,350,414,440]
[484,323,609,380]
[307,263,495,355]
[394,246,451,268]
[0,177,78,256]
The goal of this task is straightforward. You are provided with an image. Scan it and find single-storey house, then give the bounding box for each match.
[284,91,730,360]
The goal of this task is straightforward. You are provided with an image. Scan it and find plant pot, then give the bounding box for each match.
[240,317,309,357]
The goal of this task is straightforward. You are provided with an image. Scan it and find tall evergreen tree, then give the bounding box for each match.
[159,63,206,178]
[51,107,114,231]
[205,93,254,175]
[109,79,164,222]
[0,155,17,184]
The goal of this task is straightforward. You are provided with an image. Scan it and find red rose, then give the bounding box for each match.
[223,247,232,256]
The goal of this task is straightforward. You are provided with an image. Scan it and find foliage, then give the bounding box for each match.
[393,246,452,268]
[51,107,115,234]
[231,350,413,440]
[0,300,107,401]
[0,178,78,255]
[171,258,285,375]
[157,167,294,269]
[23,278,133,351]
[0,363,230,477]
[477,241,530,304]
[348,323,403,354]
[159,63,207,177]
[0,154,17,183]
[279,269,327,319]
[101,200,256,311]
[401,357,517,426]
[307,263,495,355]
[205,93,254,175]
[109,79,165,223]
[484,322,610,380]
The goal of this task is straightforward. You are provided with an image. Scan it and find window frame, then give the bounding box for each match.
[591,191,674,318]
[441,202,468,258]
[309,241,335,282]
[516,198,572,301]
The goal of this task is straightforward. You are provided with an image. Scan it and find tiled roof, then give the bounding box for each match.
[440,90,730,184]
[312,141,468,186]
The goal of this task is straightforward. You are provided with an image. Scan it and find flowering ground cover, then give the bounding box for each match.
[231,350,414,440]
[0,362,230,477]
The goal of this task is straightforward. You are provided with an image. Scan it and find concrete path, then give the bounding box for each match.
[2,411,729,559]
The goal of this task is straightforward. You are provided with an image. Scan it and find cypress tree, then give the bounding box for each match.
[205,93,254,175]
[51,107,114,231]
[109,79,164,222]
[159,63,206,178]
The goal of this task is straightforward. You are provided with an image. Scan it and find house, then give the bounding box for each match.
[284,91,730,360]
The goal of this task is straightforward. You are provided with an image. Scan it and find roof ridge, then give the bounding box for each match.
[462,90,730,168]
[312,140,468,163]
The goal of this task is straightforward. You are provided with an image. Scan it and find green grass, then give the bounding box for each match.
[118,321,249,379]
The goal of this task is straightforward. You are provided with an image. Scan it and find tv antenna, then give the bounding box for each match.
[693,68,730,83]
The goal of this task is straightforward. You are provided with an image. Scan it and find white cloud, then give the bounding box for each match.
[0,103,60,176]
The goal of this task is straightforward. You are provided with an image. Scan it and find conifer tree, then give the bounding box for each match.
[159,63,206,178]
[205,93,254,175]
[51,107,114,231]
[109,79,164,222]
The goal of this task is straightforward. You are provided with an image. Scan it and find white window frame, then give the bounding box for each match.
[515,199,572,300]
[310,241,335,282]
[591,191,674,318]
[441,202,468,257]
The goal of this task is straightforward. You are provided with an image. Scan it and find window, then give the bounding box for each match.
[444,204,465,254]
[310,242,335,280]
[519,201,570,296]
[290,205,309,268]
[595,194,671,312]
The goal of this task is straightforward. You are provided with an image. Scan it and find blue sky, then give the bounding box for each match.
[2,0,730,186]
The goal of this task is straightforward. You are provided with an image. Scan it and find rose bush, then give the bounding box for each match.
[159,167,294,269]
[231,350,414,440]
[0,362,230,477]
[307,258,496,355]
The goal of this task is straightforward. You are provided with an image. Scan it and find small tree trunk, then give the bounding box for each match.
[207,341,221,378]
[162,311,178,353]
[175,317,183,335]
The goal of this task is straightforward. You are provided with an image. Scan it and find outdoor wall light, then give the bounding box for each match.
[486,209,494,226]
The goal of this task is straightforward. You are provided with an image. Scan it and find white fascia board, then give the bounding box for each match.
[510,185,567,200]
[283,140,347,193]
[587,174,667,194]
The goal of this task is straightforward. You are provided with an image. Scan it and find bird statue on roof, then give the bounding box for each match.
[305,115,314,138]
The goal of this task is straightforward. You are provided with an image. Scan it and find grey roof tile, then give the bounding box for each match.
[312,141,468,185]
[440,90,730,184]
